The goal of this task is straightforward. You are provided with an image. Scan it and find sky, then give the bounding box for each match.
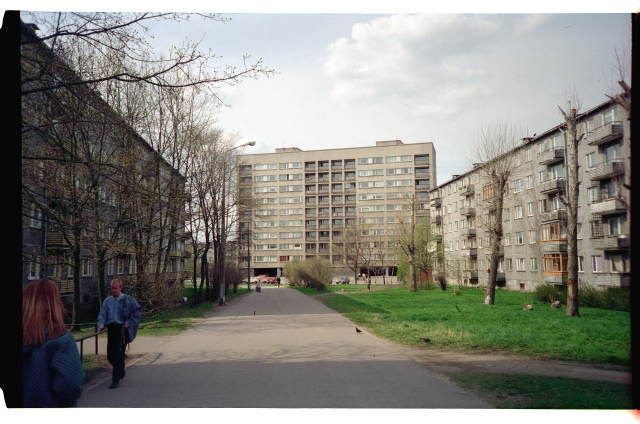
[15,2,633,188]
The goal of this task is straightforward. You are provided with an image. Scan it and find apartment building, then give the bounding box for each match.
[238,140,436,277]
[430,100,630,291]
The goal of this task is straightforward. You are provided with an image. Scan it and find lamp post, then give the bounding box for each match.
[219,140,255,306]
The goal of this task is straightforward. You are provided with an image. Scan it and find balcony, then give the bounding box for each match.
[540,209,567,223]
[591,234,629,250]
[318,248,330,254]
[459,185,475,196]
[460,228,476,237]
[433,216,442,224]
[541,241,567,253]
[318,236,330,241]
[46,232,69,248]
[331,187,344,193]
[467,271,478,279]
[496,272,505,282]
[588,159,625,181]
[317,165,330,172]
[543,273,567,284]
[305,224,317,230]
[483,197,499,209]
[331,165,343,171]
[590,195,626,215]
[485,246,504,257]
[460,248,477,257]
[430,197,442,207]
[538,147,565,165]
[586,122,623,146]
[460,207,475,216]
[318,201,330,206]
[592,272,631,288]
[414,159,429,166]
[539,178,566,194]
[416,208,429,216]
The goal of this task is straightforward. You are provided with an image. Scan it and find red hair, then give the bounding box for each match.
[23,279,68,346]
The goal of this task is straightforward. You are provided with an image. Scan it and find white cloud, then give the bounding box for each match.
[323,14,500,114]
[514,14,552,34]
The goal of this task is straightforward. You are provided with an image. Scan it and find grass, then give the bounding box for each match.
[295,285,631,365]
[448,372,633,409]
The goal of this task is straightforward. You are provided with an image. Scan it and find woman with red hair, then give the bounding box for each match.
[22,279,85,407]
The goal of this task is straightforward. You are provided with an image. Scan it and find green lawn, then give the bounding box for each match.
[449,372,633,409]
[296,285,631,365]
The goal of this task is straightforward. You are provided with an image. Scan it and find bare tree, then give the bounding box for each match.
[334,219,367,284]
[472,120,522,304]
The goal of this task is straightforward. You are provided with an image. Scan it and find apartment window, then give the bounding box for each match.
[527,202,535,216]
[531,258,538,271]
[27,262,40,280]
[30,204,42,228]
[359,193,384,200]
[255,221,277,228]
[528,230,536,244]
[504,234,511,246]
[503,208,510,221]
[256,209,277,216]
[82,258,93,276]
[280,185,302,192]
[279,173,302,181]
[552,196,565,211]
[255,256,277,262]
[610,254,625,273]
[455,241,459,250]
[255,175,277,182]
[604,143,619,163]
[515,231,524,245]
[526,175,534,189]
[454,221,458,231]
[525,148,532,162]
[603,109,614,126]
[129,256,137,275]
[279,232,303,238]
[385,155,411,163]
[609,218,621,235]
[578,256,584,272]
[513,179,522,193]
[541,221,567,241]
[280,208,303,215]
[358,157,383,165]
[505,259,513,271]
[549,162,565,179]
[585,152,596,169]
[254,233,278,239]
[280,197,303,204]
[358,169,383,177]
[544,254,567,273]
[255,186,277,193]
[516,258,525,271]
[254,163,277,171]
[538,171,546,184]
[514,205,523,219]
[386,167,412,175]
[359,205,384,212]
[358,181,384,188]
[279,220,303,227]
[279,162,302,169]
[592,255,602,273]
[386,179,411,187]
[107,259,113,275]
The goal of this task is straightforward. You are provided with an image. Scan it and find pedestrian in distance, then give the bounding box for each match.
[367,275,371,291]
[277,276,281,287]
[256,280,262,292]
[97,279,142,389]
[22,279,85,407]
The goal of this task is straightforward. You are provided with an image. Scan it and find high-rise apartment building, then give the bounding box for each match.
[430,100,629,290]
[238,140,436,278]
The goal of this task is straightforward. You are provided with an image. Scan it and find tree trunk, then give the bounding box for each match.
[70,246,82,332]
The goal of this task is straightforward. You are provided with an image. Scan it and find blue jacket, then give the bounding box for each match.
[98,294,142,342]
[23,331,85,407]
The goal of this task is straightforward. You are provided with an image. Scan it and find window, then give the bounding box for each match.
[279,173,302,181]
[279,232,303,238]
[514,205,523,219]
[359,193,384,200]
[279,162,302,169]
[544,254,567,273]
[255,186,277,193]
[279,220,303,227]
[541,221,567,241]
[358,157,383,165]
[513,179,522,193]
[386,179,411,187]
[503,208,510,221]
[552,196,565,211]
[592,255,602,273]
[549,162,565,179]
[538,199,547,213]
[504,234,511,246]
[603,109,614,126]
[527,202,535,216]
[358,169,383,177]
[82,258,93,276]
[254,163,277,171]
[515,231,524,245]
[588,187,600,203]
[526,175,534,189]
[280,197,303,204]
[359,205,384,212]
[254,233,278,239]
[107,259,113,275]
[386,167,412,175]
[129,256,137,274]
[385,155,411,163]
[577,223,583,239]
[255,221,277,228]
[531,258,538,271]
[529,230,536,244]
[358,181,384,188]
[538,171,546,184]
[610,254,625,273]
[255,256,277,262]
[27,262,40,280]
[280,243,302,250]
[505,259,513,271]
[609,218,621,235]
[255,175,277,182]
[525,148,532,162]
[29,204,42,228]
[256,209,277,216]
[604,143,619,163]
[578,256,584,272]
[280,208,303,215]
[585,152,596,169]
[280,185,302,192]
[516,258,525,271]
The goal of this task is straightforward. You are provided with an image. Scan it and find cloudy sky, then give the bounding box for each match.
[17,3,633,186]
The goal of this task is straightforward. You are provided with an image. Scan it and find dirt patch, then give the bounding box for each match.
[400,346,632,385]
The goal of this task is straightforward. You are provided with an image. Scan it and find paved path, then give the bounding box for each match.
[78,286,488,408]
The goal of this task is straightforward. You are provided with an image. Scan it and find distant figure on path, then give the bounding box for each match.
[256,280,262,292]
[23,279,85,407]
[277,276,281,287]
[98,279,142,389]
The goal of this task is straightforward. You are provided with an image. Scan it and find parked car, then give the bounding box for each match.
[336,276,350,284]
[266,276,278,284]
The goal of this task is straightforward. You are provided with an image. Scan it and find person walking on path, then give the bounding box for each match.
[277,276,281,287]
[256,280,262,292]
[22,279,85,407]
[97,279,142,389]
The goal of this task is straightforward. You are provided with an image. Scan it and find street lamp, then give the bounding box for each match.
[219,140,255,306]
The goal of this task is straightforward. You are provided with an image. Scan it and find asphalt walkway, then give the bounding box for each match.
[77,286,488,408]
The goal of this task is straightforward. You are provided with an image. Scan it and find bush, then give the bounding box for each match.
[604,287,630,312]
[437,275,447,291]
[283,257,332,291]
[578,283,607,309]
[533,283,566,304]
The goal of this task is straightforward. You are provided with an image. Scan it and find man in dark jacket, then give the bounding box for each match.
[97,279,142,389]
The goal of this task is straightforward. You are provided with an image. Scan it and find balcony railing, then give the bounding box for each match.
[46,232,70,248]
[586,122,623,146]
[591,234,629,250]
[430,197,442,207]
[592,272,630,288]
[589,190,627,215]
[538,147,565,165]
[540,209,567,223]
[460,248,477,257]
[459,185,475,196]
[460,207,475,216]
[587,158,625,181]
[460,228,476,237]
[539,178,566,194]
[541,241,568,253]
